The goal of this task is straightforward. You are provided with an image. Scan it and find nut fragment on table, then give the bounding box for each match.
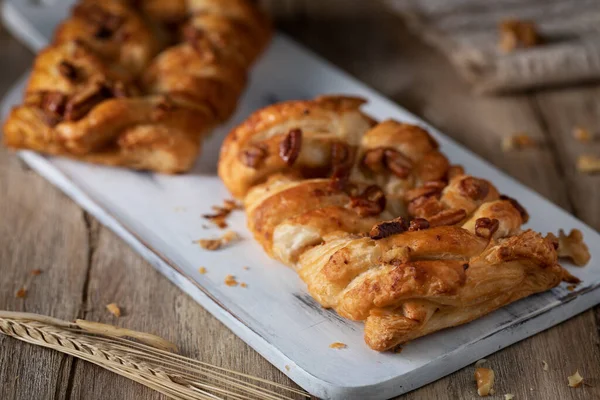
[502,134,537,151]
[198,267,207,274]
[202,199,242,229]
[224,274,238,287]
[547,229,591,266]
[194,231,239,251]
[504,394,514,400]
[499,19,541,52]
[542,360,549,371]
[475,367,495,396]
[329,342,347,349]
[567,370,584,388]
[572,126,592,142]
[15,287,27,298]
[577,154,600,174]
[106,303,121,317]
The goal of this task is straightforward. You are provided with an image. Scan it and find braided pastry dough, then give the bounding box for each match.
[3,0,271,173]
[218,96,590,351]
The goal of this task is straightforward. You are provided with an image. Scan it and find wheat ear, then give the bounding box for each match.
[0,311,309,400]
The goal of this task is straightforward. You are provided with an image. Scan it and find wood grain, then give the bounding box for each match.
[0,1,598,399]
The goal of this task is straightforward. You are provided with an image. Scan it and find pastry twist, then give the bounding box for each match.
[218,96,589,351]
[3,0,271,173]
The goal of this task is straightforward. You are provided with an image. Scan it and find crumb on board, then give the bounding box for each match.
[329,342,347,349]
[198,267,207,274]
[475,367,495,396]
[202,199,243,229]
[577,154,600,174]
[224,275,238,287]
[573,126,592,142]
[285,365,290,371]
[106,303,121,317]
[568,370,584,388]
[504,394,514,400]
[499,19,540,52]
[475,359,487,368]
[240,282,248,288]
[502,134,537,151]
[15,288,27,298]
[542,360,549,371]
[243,266,250,270]
[547,229,591,266]
[31,269,43,276]
[194,230,239,251]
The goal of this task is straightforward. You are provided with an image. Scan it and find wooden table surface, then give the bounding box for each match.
[1,1,599,399]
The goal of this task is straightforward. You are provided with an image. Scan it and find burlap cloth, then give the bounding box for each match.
[383,0,600,94]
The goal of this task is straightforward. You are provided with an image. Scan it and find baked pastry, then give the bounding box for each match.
[3,0,271,173]
[218,95,591,351]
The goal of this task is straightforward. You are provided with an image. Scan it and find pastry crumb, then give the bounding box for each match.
[31,269,43,276]
[502,134,536,151]
[568,370,584,388]
[475,367,495,396]
[194,230,239,251]
[16,287,27,298]
[329,342,347,349]
[542,360,549,371]
[499,19,540,52]
[567,285,576,291]
[504,394,514,400]
[475,359,487,367]
[577,154,600,174]
[198,267,207,274]
[106,303,121,317]
[240,282,248,288]
[573,127,592,142]
[243,266,250,270]
[202,199,242,229]
[285,365,290,371]
[224,274,238,287]
[547,229,591,266]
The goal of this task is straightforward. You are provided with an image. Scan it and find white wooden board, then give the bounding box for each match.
[2,2,599,399]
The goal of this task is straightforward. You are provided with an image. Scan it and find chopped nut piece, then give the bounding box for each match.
[203,199,242,229]
[573,127,592,142]
[198,267,207,274]
[330,142,353,179]
[224,274,238,287]
[240,282,248,288]
[16,288,27,298]
[474,359,487,368]
[577,154,600,174]
[409,218,430,232]
[568,370,584,388]
[429,209,467,227]
[329,342,347,349]
[194,231,239,251]
[475,367,495,396]
[475,218,500,239]
[31,269,43,276]
[459,177,490,201]
[106,303,121,317]
[542,360,549,371]
[285,365,291,371]
[349,185,387,217]
[499,19,540,53]
[547,229,591,266]
[502,134,536,151]
[504,394,514,400]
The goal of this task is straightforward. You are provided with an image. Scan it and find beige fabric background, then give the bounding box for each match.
[383,0,600,94]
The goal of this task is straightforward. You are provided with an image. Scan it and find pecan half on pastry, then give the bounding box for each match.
[64,82,113,122]
[362,147,413,178]
[459,177,490,201]
[429,209,467,227]
[241,143,268,169]
[475,217,500,239]
[349,185,386,217]
[330,142,353,179]
[409,218,430,231]
[369,217,409,240]
[279,128,303,166]
[39,91,68,126]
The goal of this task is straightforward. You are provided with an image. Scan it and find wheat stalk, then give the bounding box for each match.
[0,311,310,400]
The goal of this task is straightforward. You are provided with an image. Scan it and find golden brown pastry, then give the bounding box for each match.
[3,0,271,173]
[218,95,590,351]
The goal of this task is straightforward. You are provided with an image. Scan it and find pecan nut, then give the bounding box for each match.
[409,218,430,231]
[384,149,412,178]
[459,177,490,201]
[428,209,467,227]
[474,217,500,239]
[349,185,386,217]
[241,144,268,169]
[58,61,78,81]
[330,142,353,180]
[369,217,409,240]
[499,195,529,223]
[38,91,67,126]
[64,82,113,122]
[279,128,303,166]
